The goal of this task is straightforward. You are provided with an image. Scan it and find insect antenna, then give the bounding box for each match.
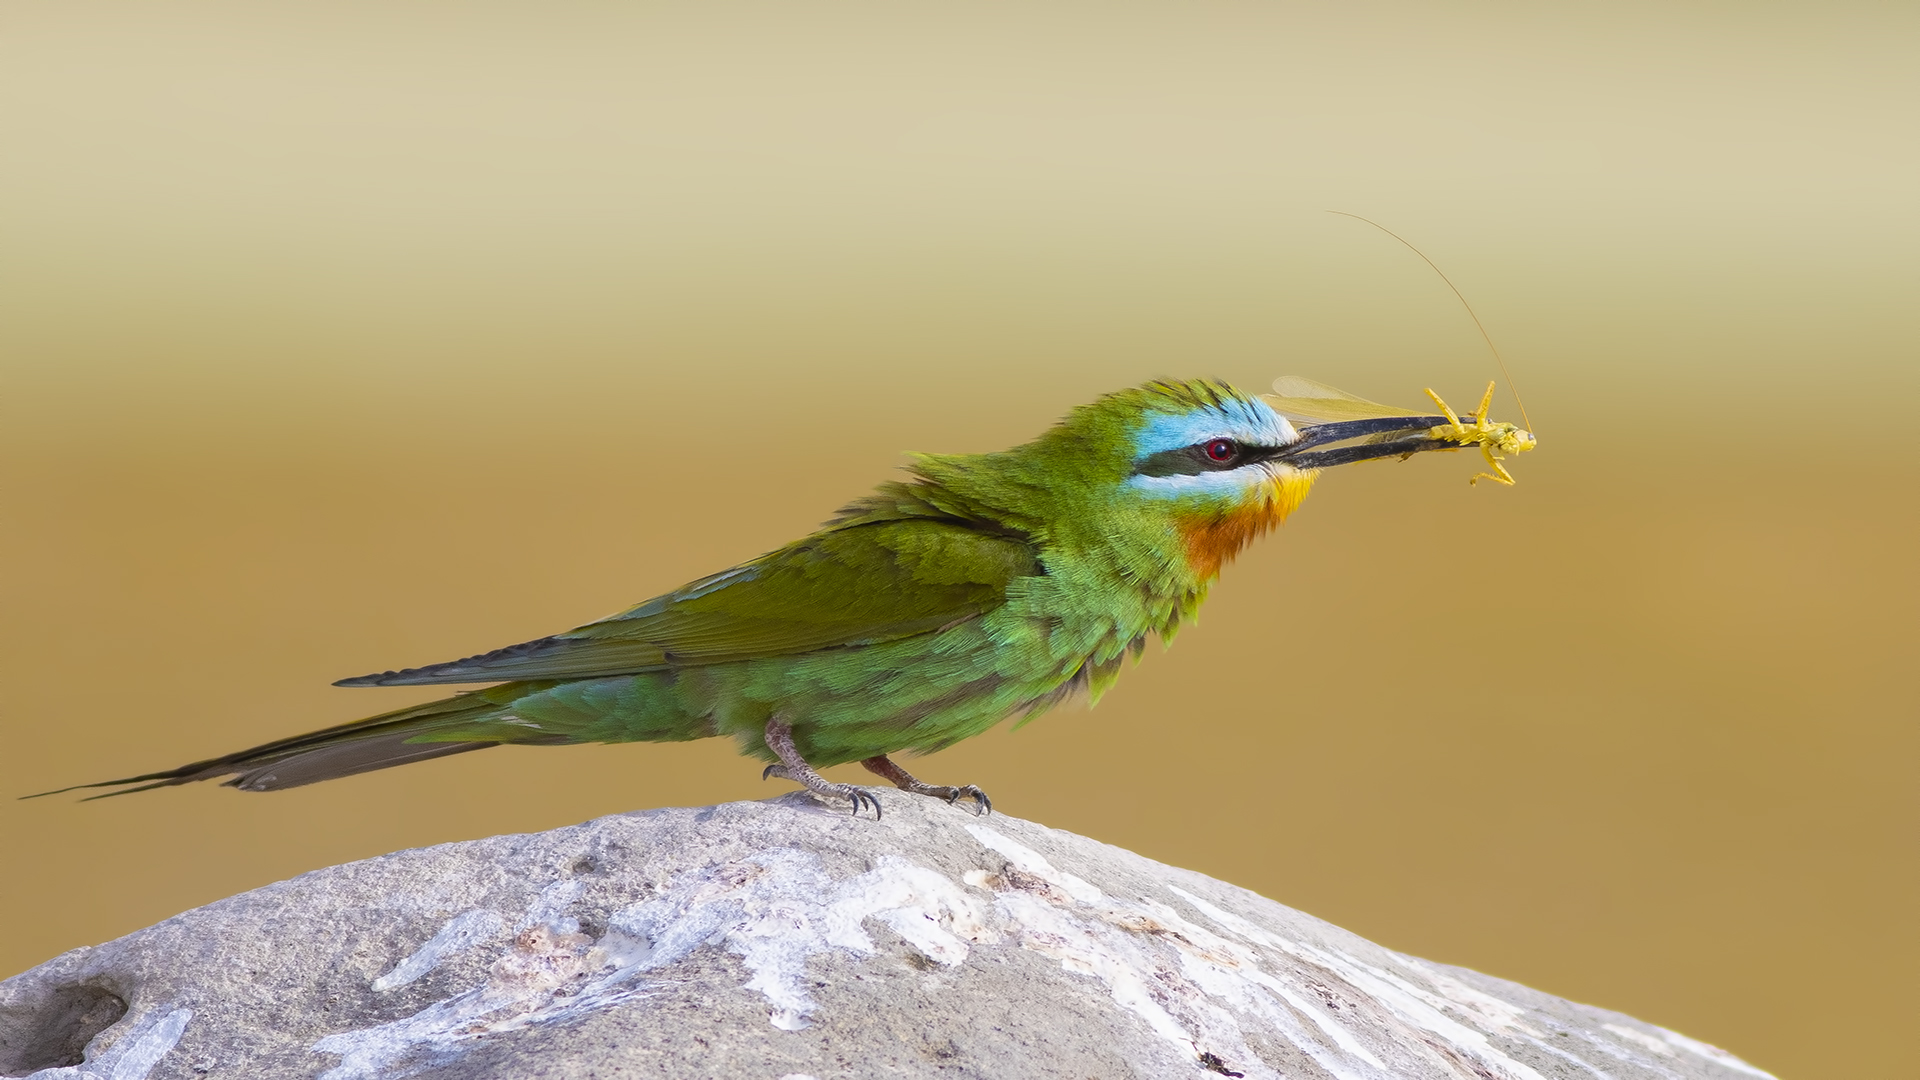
[1326,210,1534,433]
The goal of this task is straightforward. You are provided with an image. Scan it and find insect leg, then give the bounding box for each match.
[1468,441,1517,486]
[1424,388,1468,435]
[1471,380,1497,425]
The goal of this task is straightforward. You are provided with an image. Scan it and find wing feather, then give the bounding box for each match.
[337,514,1037,687]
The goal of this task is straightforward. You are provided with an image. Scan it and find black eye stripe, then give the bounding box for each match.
[1134,441,1269,477]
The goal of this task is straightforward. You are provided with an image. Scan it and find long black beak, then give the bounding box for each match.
[1260,416,1461,469]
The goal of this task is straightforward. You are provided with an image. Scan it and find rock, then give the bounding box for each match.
[1,793,1771,1080]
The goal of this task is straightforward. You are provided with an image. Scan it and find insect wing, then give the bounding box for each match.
[1261,376,1428,423]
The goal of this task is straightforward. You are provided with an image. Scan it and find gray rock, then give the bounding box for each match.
[1,793,1772,1080]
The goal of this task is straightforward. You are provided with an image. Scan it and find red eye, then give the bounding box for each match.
[1204,438,1236,463]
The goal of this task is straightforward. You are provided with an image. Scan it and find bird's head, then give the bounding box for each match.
[1088,379,1318,579]
[917,379,1316,582]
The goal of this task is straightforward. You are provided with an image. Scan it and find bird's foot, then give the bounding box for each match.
[861,754,991,815]
[761,763,884,818]
[762,716,883,819]
[918,782,992,815]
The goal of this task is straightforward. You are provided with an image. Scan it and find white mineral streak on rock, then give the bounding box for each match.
[962,824,1105,903]
[968,829,1383,1080]
[606,849,985,1032]
[313,847,989,1077]
[1607,1024,1679,1058]
[25,1008,191,1080]
[313,921,616,1080]
[1133,895,1388,1077]
[1314,946,1551,1077]
[370,909,507,992]
[1168,883,1737,1080]
[1416,961,1544,1035]
[1171,882,1557,1080]
[518,878,585,931]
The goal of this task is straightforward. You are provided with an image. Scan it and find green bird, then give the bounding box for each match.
[38,378,1532,816]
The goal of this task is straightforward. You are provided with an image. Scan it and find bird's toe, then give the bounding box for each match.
[848,788,883,820]
[932,783,992,815]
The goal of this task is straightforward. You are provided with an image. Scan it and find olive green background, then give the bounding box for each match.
[3,6,1914,1078]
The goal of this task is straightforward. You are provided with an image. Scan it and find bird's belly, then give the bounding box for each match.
[746,616,1145,766]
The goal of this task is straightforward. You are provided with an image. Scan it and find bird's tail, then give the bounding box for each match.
[24,685,566,800]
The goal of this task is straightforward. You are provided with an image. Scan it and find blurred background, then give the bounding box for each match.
[2,4,1914,1077]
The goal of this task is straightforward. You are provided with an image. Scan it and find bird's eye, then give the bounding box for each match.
[1203,438,1237,463]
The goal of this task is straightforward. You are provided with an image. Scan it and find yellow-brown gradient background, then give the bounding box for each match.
[3,6,1914,1077]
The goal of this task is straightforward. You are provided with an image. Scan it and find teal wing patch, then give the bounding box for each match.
[336,518,1037,686]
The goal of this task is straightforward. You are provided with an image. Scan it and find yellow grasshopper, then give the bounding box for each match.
[1423,381,1537,486]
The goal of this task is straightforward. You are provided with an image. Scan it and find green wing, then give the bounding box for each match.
[336,513,1038,687]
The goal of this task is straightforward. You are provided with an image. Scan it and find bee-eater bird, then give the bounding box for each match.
[38,378,1531,816]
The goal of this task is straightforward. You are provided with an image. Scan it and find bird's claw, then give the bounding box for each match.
[944,785,992,816]
[847,788,883,820]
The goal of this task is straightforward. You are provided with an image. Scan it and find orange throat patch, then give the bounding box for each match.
[1177,470,1317,579]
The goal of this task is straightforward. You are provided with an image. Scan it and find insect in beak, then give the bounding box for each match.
[1262,378,1537,484]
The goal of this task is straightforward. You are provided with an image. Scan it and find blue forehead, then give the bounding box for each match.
[1131,396,1295,458]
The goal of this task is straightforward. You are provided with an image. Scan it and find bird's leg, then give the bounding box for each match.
[761,715,883,819]
[860,754,992,815]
